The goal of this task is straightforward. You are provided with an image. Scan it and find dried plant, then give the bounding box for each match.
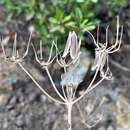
[1,16,123,130]
[88,16,123,80]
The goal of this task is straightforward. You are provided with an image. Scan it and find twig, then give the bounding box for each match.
[110,57,130,72]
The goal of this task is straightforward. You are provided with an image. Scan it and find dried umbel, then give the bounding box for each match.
[1,31,33,63]
[56,31,81,68]
[62,31,81,61]
[88,16,123,80]
[1,16,123,130]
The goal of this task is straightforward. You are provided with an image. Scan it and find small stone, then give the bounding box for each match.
[9,96,17,105]
[3,120,8,128]
[16,127,22,130]
[7,104,14,110]
[15,119,24,127]
[41,95,47,102]
[10,110,20,118]
[0,94,9,106]
[107,126,114,130]
[28,93,37,103]
[99,127,105,130]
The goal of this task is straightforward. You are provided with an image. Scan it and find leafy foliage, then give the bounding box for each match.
[0,0,127,46]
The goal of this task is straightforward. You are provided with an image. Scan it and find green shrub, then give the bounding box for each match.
[0,0,127,48]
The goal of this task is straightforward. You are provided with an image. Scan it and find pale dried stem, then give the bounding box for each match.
[1,17,122,130]
[23,30,33,58]
[107,16,120,51]
[67,103,73,130]
[61,84,68,100]
[76,103,102,128]
[72,62,101,104]
[110,57,130,72]
[12,33,17,58]
[40,40,43,60]
[108,26,123,53]
[17,62,65,104]
[45,67,67,102]
[1,37,8,60]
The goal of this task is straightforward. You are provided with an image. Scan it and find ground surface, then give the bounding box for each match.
[0,4,130,130]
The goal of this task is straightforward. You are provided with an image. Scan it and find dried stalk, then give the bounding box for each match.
[1,16,123,130]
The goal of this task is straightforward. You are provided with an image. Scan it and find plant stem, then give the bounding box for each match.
[18,62,65,104]
[45,67,67,102]
[67,103,73,130]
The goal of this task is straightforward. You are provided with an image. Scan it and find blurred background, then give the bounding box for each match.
[0,0,130,130]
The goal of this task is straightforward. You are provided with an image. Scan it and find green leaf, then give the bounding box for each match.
[39,3,45,11]
[76,0,85,3]
[49,17,58,24]
[26,11,35,20]
[55,7,63,21]
[50,25,64,33]
[63,15,71,23]
[74,7,83,24]
[80,19,88,27]
[128,31,130,38]
[91,0,98,3]
[65,22,76,27]
[82,22,95,31]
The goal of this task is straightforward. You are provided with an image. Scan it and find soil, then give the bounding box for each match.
[0,3,130,130]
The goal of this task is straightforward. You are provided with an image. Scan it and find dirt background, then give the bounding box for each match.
[0,4,130,130]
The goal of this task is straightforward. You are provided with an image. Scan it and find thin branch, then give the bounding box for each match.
[45,67,67,102]
[87,31,100,48]
[23,30,33,58]
[76,103,101,128]
[108,26,123,53]
[105,25,109,48]
[110,57,130,72]
[1,36,9,60]
[72,64,100,104]
[17,62,66,104]
[107,16,120,51]
[12,33,17,58]
[40,40,43,60]
[67,103,73,130]
[97,25,99,46]
[61,84,68,100]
